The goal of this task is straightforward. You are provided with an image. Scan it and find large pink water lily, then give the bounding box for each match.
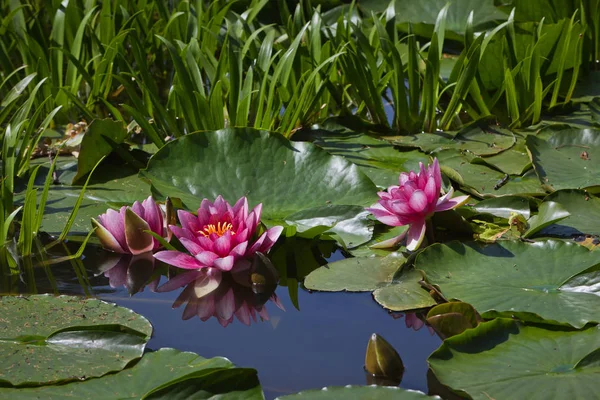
[154,196,283,272]
[92,196,167,255]
[366,159,469,251]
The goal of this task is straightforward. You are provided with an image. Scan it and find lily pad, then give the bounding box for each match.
[0,348,263,399]
[278,386,436,399]
[416,240,600,328]
[538,190,600,237]
[140,129,378,225]
[527,128,600,191]
[304,254,405,292]
[373,269,437,311]
[523,200,570,238]
[463,196,530,220]
[429,318,600,400]
[285,205,373,248]
[301,128,429,188]
[436,149,546,197]
[0,295,152,386]
[393,125,515,156]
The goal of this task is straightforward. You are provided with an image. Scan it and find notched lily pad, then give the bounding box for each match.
[373,269,437,312]
[429,319,600,400]
[0,295,152,386]
[415,240,600,328]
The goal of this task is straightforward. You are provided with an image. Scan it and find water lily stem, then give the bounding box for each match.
[426,219,436,245]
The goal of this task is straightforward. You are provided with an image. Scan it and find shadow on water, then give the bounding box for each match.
[1,238,442,399]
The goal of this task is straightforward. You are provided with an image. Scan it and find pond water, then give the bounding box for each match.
[4,245,441,399]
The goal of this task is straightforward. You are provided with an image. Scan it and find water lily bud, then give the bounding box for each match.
[365,333,404,382]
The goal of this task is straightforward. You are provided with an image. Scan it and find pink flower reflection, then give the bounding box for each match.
[392,312,435,335]
[96,252,159,295]
[157,267,284,327]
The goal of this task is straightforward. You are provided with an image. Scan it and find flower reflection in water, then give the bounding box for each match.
[96,251,160,295]
[392,311,435,335]
[158,254,284,326]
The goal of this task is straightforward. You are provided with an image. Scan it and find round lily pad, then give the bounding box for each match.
[429,318,600,400]
[415,240,600,328]
[0,295,152,386]
[140,128,378,224]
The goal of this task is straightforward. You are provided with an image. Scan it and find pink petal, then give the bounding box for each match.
[435,195,470,212]
[388,200,415,215]
[258,225,284,253]
[366,204,409,227]
[436,186,455,205]
[235,304,252,326]
[154,251,206,270]
[424,177,438,206]
[230,241,248,258]
[131,201,145,219]
[169,225,196,241]
[99,208,128,251]
[92,218,126,253]
[417,162,428,189]
[214,233,232,257]
[399,173,410,185]
[179,237,204,256]
[124,208,153,255]
[408,190,429,213]
[406,220,427,251]
[182,297,199,320]
[213,195,228,215]
[196,208,211,228]
[432,158,442,191]
[195,251,219,267]
[232,197,248,221]
[196,235,215,252]
[213,255,235,271]
[178,210,200,233]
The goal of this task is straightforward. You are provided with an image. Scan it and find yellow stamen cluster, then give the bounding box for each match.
[199,222,235,237]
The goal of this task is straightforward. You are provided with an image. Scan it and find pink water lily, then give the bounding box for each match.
[154,196,283,272]
[92,196,167,255]
[366,159,469,251]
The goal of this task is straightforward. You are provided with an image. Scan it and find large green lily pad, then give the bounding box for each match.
[527,128,600,191]
[0,348,263,399]
[429,318,600,400]
[0,295,152,386]
[140,129,378,224]
[538,190,600,237]
[278,386,436,399]
[304,254,404,292]
[415,240,600,328]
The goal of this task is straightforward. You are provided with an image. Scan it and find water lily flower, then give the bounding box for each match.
[92,196,167,255]
[366,159,469,251]
[154,196,283,272]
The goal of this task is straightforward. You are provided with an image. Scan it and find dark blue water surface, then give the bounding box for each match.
[5,245,441,399]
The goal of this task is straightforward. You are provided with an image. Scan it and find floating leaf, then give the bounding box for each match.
[426,302,482,339]
[429,318,600,400]
[0,295,152,386]
[304,254,404,292]
[0,348,263,399]
[416,240,600,328]
[373,269,437,311]
[527,128,600,191]
[539,190,600,237]
[301,128,430,188]
[140,129,378,227]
